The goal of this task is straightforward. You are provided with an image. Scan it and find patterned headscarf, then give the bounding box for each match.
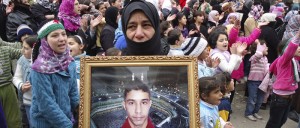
[31,38,74,74]
[223,13,239,26]
[284,10,299,22]
[283,15,300,41]
[58,0,80,32]
[249,4,264,21]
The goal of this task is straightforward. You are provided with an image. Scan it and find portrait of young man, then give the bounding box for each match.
[121,84,155,128]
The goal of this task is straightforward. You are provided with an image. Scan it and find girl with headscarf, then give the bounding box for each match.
[244,3,264,36]
[31,0,58,24]
[58,0,81,35]
[121,0,162,55]
[207,10,220,27]
[100,6,119,52]
[30,20,79,127]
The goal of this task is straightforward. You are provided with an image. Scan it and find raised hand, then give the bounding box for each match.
[90,15,103,30]
[166,14,176,22]
[205,57,213,67]
[230,43,238,54]
[211,57,220,68]
[236,42,247,56]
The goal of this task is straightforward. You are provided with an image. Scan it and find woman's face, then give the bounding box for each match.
[179,15,187,25]
[47,29,68,54]
[99,4,107,16]
[22,41,32,59]
[216,34,228,52]
[193,2,199,10]
[74,0,81,15]
[67,38,84,57]
[213,13,220,22]
[195,15,204,23]
[126,10,155,43]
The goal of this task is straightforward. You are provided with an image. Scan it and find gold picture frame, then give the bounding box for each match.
[79,56,200,128]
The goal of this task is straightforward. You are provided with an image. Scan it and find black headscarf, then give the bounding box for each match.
[105,6,119,29]
[122,0,161,55]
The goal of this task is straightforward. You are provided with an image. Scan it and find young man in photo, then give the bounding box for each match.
[122,84,155,128]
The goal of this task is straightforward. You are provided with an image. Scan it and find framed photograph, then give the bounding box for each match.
[78,56,200,128]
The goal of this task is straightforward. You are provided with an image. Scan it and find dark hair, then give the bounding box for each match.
[172,12,185,27]
[249,39,266,55]
[167,29,181,45]
[32,40,41,63]
[214,72,231,94]
[124,83,151,100]
[192,10,205,23]
[109,0,117,6]
[160,21,171,37]
[68,35,87,52]
[208,30,228,49]
[23,35,38,48]
[95,2,105,10]
[106,47,121,56]
[199,77,220,100]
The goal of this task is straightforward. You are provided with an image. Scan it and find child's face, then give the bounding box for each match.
[22,41,32,59]
[228,16,236,24]
[203,87,223,105]
[198,47,210,60]
[295,46,300,57]
[67,38,84,57]
[216,34,228,52]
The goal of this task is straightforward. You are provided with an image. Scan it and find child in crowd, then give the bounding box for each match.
[186,36,220,78]
[208,30,247,74]
[167,29,185,56]
[199,76,233,128]
[245,39,269,121]
[30,20,79,127]
[67,35,88,91]
[12,35,37,126]
[214,72,234,122]
[174,12,189,38]
[266,29,300,128]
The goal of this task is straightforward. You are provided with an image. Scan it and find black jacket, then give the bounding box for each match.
[6,4,38,41]
[0,4,7,41]
[259,25,280,63]
[30,3,58,25]
[100,24,115,52]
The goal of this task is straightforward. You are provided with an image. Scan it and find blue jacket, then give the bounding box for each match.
[74,52,87,79]
[30,61,79,128]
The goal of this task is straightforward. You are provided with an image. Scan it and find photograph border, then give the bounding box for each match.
[78,56,200,128]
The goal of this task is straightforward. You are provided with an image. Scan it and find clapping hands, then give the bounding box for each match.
[205,57,221,68]
[230,42,247,56]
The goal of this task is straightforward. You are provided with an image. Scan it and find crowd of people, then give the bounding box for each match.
[0,0,300,127]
